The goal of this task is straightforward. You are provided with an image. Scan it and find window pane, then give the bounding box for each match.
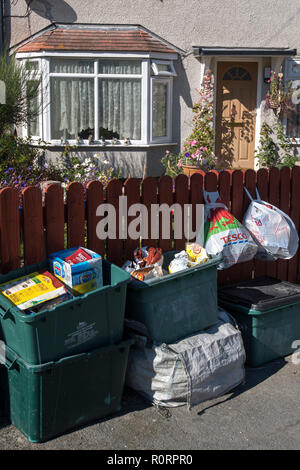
[152,81,168,138]
[99,60,141,75]
[292,63,300,75]
[50,59,94,73]
[50,77,94,139]
[99,78,141,140]
[286,105,300,138]
[157,63,172,73]
[286,81,300,138]
[27,80,40,137]
[25,61,39,71]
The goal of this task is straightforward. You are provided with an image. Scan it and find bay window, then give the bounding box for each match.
[21,55,176,146]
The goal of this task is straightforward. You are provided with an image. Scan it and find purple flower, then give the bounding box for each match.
[185,152,190,158]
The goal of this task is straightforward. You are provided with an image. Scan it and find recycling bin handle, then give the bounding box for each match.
[0,304,11,320]
[0,347,17,370]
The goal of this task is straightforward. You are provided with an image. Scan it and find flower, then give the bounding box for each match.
[165,150,170,154]
[177,159,182,168]
[184,152,190,158]
[191,140,198,146]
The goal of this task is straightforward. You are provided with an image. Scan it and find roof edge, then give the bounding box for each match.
[11,23,184,56]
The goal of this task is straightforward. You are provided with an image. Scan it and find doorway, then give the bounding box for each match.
[215,61,258,169]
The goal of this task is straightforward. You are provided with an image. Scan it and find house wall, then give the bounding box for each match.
[6,0,300,175]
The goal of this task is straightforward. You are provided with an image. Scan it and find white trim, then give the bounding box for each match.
[16,51,178,60]
[151,59,177,77]
[150,77,172,143]
[94,59,99,141]
[142,60,149,143]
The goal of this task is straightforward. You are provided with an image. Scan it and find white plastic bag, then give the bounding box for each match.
[200,190,258,270]
[243,187,299,260]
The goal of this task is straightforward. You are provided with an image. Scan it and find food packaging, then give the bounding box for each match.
[0,271,68,311]
[50,247,103,295]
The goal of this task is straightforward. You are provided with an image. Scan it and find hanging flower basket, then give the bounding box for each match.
[268,98,280,110]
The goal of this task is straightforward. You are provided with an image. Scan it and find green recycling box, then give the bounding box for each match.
[125,251,221,344]
[0,258,131,365]
[0,338,133,443]
[218,276,300,367]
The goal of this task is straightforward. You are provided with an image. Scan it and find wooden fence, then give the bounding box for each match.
[0,167,300,286]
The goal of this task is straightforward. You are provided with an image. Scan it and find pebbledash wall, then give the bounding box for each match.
[6,0,300,176]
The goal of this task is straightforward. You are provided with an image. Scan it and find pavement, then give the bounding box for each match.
[0,354,299,451]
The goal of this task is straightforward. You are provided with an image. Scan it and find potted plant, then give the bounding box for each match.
[161,70,218,177]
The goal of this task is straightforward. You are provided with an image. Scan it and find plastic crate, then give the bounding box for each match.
[0,259,131,365]
[218,276,300,367]
[0,338,133,442]
[125,251,221,344]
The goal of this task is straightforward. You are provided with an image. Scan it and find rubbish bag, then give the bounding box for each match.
[243,187,299,260]
[200,190,257,270]
[125,310,246,408]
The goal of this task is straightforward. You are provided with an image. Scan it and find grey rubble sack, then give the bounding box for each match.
[125,310,246,408]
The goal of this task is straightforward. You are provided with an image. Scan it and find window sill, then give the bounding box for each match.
[30,140,178,148]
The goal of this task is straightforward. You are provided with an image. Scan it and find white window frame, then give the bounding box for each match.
[22,58,44,141]
[284,58,300,143]
[151,59,177,77]
[17,52,177,147]
[150,77,172,143]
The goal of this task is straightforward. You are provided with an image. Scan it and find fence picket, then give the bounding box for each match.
[190,172,204,243]
[254,168,269,279]
[158,175,173,252]
[174,174,189,251]
[0,188,20,273]
[45,183,65,256]
[124,178,141,259]
[142,177,158,247]
[22,186,44,266]
[288,166,300,282]
[66,182,85,249]
[267,167,280,279]
[106,179,124,266]
[277,167,291,281]
[86,180,104,257]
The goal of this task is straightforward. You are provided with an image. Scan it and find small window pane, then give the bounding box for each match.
[99,60,141,75]
[50,77,94,139]
[27,80,40,137]
[99,78,141,140]
[223,67,251,80]
[292,63,300,75]
[50,59,94,73]
[157,63,172,73]
[152,81,168,138]
[25,61,39,71]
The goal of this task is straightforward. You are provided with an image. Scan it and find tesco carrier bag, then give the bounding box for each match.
[243,187,299,260]
[199,190,257,270]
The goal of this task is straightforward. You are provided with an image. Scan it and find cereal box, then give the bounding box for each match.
[0,271,68,311]
[49,247,103,295]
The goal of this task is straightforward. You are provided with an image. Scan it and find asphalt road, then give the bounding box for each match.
[0,354,299,451]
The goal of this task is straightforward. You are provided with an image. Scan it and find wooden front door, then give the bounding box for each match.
[215,62,258,169]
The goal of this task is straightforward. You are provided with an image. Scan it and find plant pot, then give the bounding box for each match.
[182,164,204,177]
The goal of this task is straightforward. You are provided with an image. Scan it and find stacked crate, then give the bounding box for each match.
[0,255,133,442]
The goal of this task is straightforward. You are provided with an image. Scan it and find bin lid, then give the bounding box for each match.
[218,276,300,312]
